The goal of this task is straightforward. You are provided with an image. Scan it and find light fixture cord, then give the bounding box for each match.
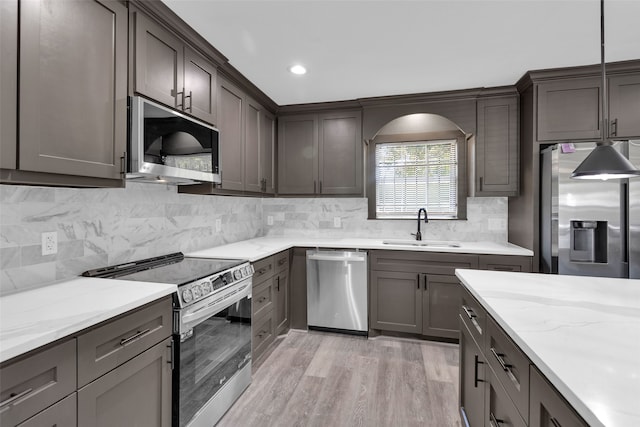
[600,0,608,144]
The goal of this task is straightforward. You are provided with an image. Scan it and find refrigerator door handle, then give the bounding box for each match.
[621,181,629,265]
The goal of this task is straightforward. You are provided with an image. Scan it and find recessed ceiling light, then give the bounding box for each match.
[289,64,307,75]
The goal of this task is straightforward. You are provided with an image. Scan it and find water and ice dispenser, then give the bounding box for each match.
[569,220,608,263]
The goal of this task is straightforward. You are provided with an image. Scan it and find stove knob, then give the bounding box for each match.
[233,269,243,280]
[201,281,211,295]
[182,289,193,303]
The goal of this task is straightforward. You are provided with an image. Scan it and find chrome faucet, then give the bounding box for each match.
[412,208,429,241]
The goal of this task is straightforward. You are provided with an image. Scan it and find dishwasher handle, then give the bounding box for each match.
[307,252,367,262]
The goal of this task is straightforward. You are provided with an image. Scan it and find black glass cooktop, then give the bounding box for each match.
[83,253,245,286]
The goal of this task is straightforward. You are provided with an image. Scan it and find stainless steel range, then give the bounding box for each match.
[83,252,253,427]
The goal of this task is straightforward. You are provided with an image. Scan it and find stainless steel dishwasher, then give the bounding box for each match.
[306,249,368,335]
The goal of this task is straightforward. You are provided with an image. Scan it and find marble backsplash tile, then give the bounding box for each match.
[0,183,508,295]
[0,183,262,294]
[262,197,508,242]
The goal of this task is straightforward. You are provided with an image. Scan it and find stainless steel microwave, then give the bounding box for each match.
[128,96,220,184]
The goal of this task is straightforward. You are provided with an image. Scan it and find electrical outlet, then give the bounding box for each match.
[41,232,58,256]
[333,217,341,228]
[215,219,222,232]
[267,215,274,226]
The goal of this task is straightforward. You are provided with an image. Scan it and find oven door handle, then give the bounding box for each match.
[180,283,251,331]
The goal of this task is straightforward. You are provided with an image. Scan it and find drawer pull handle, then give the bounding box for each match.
[120,328,151,346]
[550,417,562,427]
[0,388,33,408]
[257,268,267,275]
[489,412,504,427]
[278,259,286,266]
[258,296,267,303]
[257,330,268,338]
[219,376,227,385]
[462,305,476,319]
[474,355,484,388]
[490,347,513,372]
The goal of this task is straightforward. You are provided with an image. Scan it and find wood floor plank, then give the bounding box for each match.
[217,331,460,427]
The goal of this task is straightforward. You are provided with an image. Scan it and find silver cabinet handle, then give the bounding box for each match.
[489,412,504,427]
[611,118,618,137]
[175,90,184,109]
[474,355,484,388]
[120,328,151,346]
[550,417,562,427]
[185,90,193,112]
[257,296,267,303]
[490,347,513,372]
[278,258,287,266]
[0,388,33,408]
[462,305,476,319]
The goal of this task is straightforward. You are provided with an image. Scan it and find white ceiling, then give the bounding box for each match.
[163,0,640,106]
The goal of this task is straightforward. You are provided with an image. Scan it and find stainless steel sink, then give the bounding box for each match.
[382,239,461,248]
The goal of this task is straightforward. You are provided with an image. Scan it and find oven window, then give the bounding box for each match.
[175,296,251,427]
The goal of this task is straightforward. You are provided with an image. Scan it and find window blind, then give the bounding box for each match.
[375,140,458,219]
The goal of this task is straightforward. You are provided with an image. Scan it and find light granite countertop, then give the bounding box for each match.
[455,269,640,427]
[187,236,533,262]
[0,277,176,364]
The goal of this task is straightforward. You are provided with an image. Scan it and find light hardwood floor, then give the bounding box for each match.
[218,330,461,427]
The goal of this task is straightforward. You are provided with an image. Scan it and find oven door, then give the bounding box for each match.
[173,284,252,427]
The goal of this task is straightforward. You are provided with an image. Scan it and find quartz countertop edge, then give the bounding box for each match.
[455,269,640,427]
[0,277,177,364]
[187,237,533,262]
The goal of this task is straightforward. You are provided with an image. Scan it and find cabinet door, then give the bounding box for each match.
[0,0,17,170]
[261,111,276,194]
[486,368,527,427]
[370,271,422,334]
[78,337,172,427]
[275,271,290,335]
[537,78,601,141]
[423,274,461,339]
[19,0,127,180]
[278,115,318,194]
[318,111,363,195]
[217,77,245,190]
[290,247,309,329]
[244,98,262,193]
[609,74,640,138]
[17,393,76,427]
[529,366,588,427]
[183,46,217,125]
[134,11,182,109]
[476,96,519,196]
[459,321,485,427]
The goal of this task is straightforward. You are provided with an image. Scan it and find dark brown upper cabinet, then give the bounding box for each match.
[536,77,602,141]
[476,94,519,196]
[0,0,17,171]
[133,11,217,125]
[609,73,640,138]
[278,110,363,195]
[2,0,127,187]
[217,77,245,191]
[260,110,276,194]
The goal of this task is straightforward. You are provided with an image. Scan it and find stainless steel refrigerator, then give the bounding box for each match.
[541,140,640,278]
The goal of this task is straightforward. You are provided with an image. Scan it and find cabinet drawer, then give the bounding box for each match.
[274,250,289,273]
[530,366,588,427]
[77,296,172,387]
[486,367,527,427]
[17,392,76,427]
[252,256,275,284]
[0,339,76,427]
[487,317,530,423]
[460,287,486,348]
[252,276,275,318]
[479,255,532,272]
[252,311,275,362]
[370,250,478,275]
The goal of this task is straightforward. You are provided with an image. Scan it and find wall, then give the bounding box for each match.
[263,197,507,241]
[0,183,508,295]
[0,183,262,294]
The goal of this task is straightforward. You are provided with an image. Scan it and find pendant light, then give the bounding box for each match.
[570,0,640,180]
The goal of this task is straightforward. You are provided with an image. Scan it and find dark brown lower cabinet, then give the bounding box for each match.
[529,366,588,427]
[486,367,527,427]
[78,337,172,427]
[459,320,486,427]
[289,247,310,330]
[275,269,290,335]
[370,271,422,333]
[423,274,462,339]
[17,393,76,427]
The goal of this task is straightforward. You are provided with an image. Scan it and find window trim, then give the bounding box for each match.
[367,130,468,220]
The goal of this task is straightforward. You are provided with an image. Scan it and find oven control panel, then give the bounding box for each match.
[178,263,254,307]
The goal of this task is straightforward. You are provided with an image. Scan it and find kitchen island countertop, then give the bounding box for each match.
[455,269,640,427]
[0,278,176,364]
[187,236,533,262]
